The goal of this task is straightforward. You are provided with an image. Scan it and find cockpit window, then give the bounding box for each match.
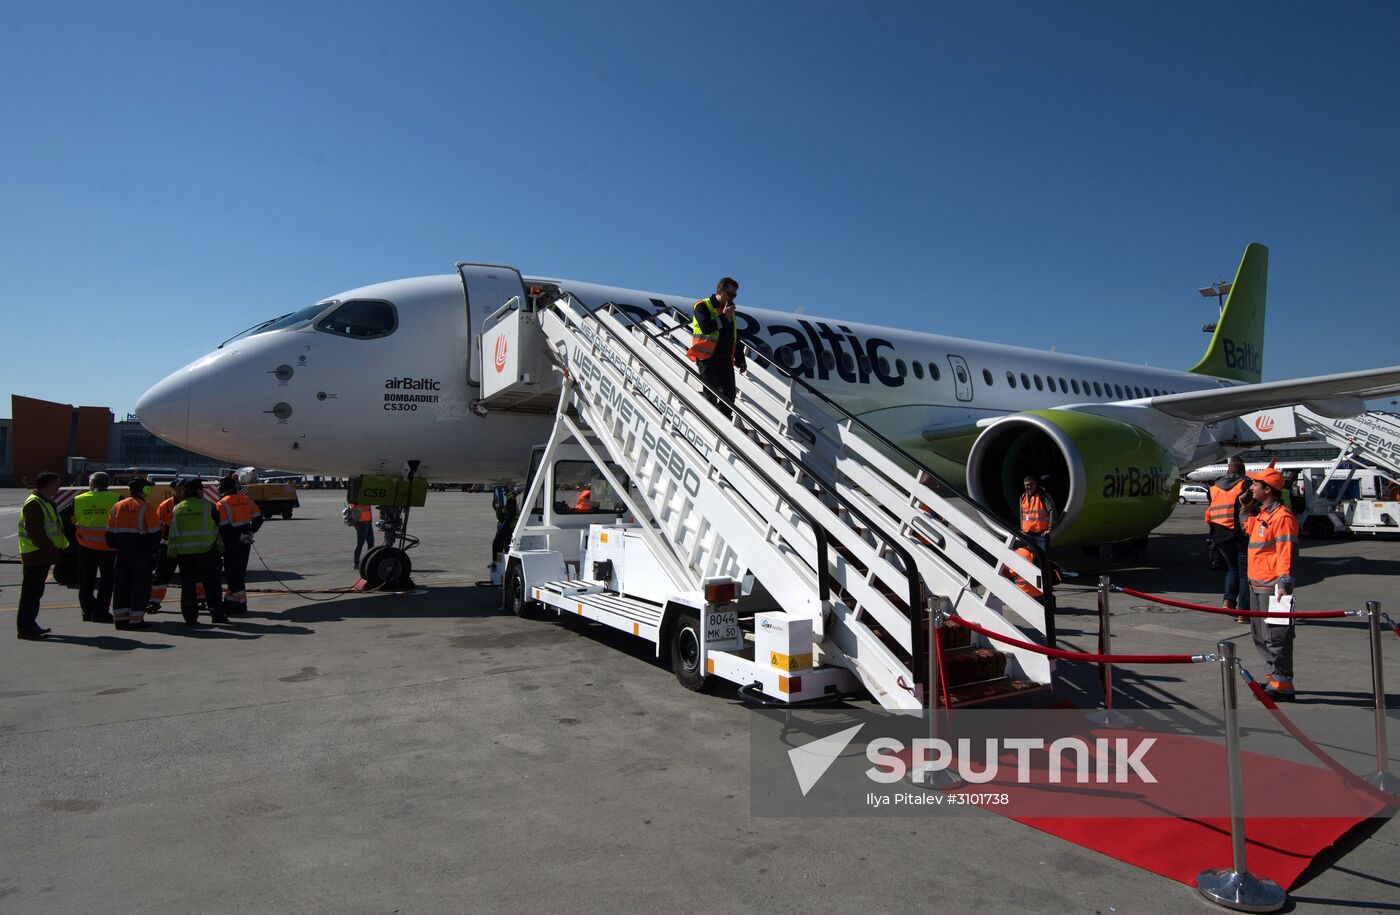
[316,299,398,339]
[220,301,334,347]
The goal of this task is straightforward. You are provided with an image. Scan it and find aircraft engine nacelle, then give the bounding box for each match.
[966,410,1180,546]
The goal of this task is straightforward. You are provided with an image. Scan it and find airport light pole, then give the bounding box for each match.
[1198,280,1232,333]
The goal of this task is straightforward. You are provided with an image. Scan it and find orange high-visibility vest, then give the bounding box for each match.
[574,488,592,512]
[1019,492,1051,533]
[108,497,161,536]
[1002,546,1043,598]
[355,504,373,523]
[1204,478,1246,527]
[1245,501,1299,592]
[157,497,176,529]
[216,493,260,528]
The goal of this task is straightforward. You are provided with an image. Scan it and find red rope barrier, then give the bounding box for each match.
[934,623,952,713]
[948,615,1200,664]
[1243,679,1400,808]
[1116,586,1351,619]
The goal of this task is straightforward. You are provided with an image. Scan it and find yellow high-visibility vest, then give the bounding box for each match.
[17,493,70,555]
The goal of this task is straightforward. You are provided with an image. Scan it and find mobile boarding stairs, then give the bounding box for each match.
[477,287,1056,711]
[1239,405,1400,537]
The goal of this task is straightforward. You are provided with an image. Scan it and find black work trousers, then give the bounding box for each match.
[697,358,737,419]
[78,547,116,620]
[221,530,251,608]
[18,563,50,633]
[112,546,154,620]
[178,549,226,623]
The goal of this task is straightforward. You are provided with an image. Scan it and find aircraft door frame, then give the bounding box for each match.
[947,354,974,402]
[456,262,528,387]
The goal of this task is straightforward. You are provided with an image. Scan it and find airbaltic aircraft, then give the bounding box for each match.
[136,244,1400,547]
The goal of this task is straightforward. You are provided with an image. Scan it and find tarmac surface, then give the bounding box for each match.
[2,489,1397,913]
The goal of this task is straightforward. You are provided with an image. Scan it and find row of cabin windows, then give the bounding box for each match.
[774,347,1178,399]
[1000,370,1177,399]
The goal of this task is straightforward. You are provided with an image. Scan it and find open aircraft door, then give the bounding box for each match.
[472,268,563,413]
[457,262,530,387]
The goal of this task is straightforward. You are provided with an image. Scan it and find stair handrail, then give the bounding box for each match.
[555,291,931,678]
[638,299,1057,632]
[548,293,831,601]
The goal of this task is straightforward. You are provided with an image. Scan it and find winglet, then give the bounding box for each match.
[1189,243,1268,384]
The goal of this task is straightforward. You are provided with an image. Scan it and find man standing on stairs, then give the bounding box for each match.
[686,276,747,418]
[1018,475,1056,554]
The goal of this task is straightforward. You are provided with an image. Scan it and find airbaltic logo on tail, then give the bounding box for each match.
[1223,338,1261,375]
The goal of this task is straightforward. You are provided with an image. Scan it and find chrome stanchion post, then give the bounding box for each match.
[1362,601,1400,793]
[1087,575,1133,727]
[910,597,963,791]
[1196,641,1287,912]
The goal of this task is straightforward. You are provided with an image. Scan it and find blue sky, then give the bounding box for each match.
[2,1,1397,418]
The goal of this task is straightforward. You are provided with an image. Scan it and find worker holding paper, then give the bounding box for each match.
[1243,464,1300,700]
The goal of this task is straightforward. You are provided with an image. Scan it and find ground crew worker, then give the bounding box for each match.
[573,483,592,513]
[490,488,518,562]
[1243,464,1300,700]
[1001,546,1044,599]
[1205,458,1253,622]
[1018,475,1056,553]
[148,485,180,610]
[167,479,229,625]
[16,471,68,640]
[350,501,375,569]
[72,471,118,623]
[686,276,747,418]
[216,478,262,613]
[107,478,161,630]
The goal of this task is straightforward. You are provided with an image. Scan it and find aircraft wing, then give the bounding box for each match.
[1146,365,1400,424]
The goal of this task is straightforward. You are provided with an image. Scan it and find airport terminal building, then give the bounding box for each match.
[2,394,226,487]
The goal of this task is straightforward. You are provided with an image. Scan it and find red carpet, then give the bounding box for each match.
[897,717,1387,890]
[1009,737,1385,890]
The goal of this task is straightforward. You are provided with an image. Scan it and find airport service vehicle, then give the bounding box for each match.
[488,291,1054,708]
[1178,484,1209,504]
[1294,458,1400,539]
[1189,406,1400,539]
[134,244,1400,572]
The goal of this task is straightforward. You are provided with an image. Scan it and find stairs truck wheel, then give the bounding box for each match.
[281,507,293,519]
[362,546,411,589]
[1304,517,1332,539]
[504,562,541,619]
[669,610,712,692]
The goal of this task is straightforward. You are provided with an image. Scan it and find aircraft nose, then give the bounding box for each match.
[135,366,191,447]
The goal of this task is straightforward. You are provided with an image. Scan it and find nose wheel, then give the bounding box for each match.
[359,546,413,590]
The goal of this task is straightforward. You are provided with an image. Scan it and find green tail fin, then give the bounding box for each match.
[1189,243,1268,383]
